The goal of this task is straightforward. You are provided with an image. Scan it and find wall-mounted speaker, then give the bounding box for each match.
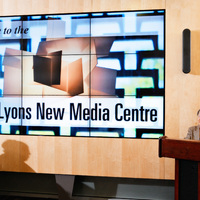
[182,29,191,73]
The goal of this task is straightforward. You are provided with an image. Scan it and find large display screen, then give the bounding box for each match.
[0,10,165,138]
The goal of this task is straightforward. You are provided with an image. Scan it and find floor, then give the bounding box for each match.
[0,196,58,200]
[0,196,140,200]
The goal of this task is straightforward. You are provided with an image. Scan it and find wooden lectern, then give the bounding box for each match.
[159,136,200,200]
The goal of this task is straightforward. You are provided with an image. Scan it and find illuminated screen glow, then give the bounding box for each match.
[0,10,165,138]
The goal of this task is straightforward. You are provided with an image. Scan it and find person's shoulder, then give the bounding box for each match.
[188,126,198,131]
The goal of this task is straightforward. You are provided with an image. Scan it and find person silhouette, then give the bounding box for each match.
[0,140,35,172]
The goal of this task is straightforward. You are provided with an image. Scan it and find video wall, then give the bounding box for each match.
[0,10,165,138]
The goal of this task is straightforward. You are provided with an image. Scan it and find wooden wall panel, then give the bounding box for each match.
[91,0,165,12]
[20,136,38,172]
[87,138,123,177]
[0,0,93,16]
[0,0,199,180]
[165,0,200,139]
[164,0,200,179]
[121,139,165,179]
[54,137,73,174]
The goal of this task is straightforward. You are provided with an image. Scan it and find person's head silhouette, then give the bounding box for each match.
[0,140,35,172]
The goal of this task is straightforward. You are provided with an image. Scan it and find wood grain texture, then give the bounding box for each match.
[0,0,199,180]
[165,0,200,179]
[165,0,200,139]
[0,0,92,16]
[91,0,165,12]
[159,136,200,161]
